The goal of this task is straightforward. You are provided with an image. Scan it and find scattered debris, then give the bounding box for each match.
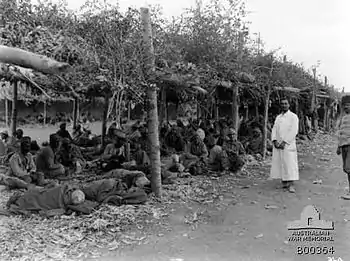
[313,179,323,184]
[254,233,264,239]
[264,205,279,209]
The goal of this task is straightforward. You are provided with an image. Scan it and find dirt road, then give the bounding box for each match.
[94,134,350,261]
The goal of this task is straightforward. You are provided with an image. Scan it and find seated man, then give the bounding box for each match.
[56,122,73,141]
[206,136,229,172]
[7,129,24,153]
[222,128,246,173]
[181,132,208,166]
[245,127,273,155]
[164,126,186,153]
[36,134,66,179]
[134,143,150,167]
[6,137,47,189]
[101,136,126,172]
[56,138,85,174]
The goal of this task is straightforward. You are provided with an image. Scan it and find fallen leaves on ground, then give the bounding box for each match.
[0,132,337,260]
[0,192,166,261]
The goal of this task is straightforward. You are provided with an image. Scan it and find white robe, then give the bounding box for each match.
[270,110,299,181]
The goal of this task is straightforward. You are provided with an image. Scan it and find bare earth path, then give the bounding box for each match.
[94,134,350,261]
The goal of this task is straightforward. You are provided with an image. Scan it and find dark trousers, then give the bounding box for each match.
[102,156,126,172]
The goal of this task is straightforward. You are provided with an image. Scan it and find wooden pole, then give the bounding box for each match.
[159,87,166,124]
[262,56,274,160]
[141,7,162,197]
[10,81,18,135]
[232,31,244,131]
[101,95,109,149]
[127,101,131,121]
[73,97,79,129]
[257,32,261,56]
[311,67,317,131]
[43,101,47,125]
[5,98,8,127]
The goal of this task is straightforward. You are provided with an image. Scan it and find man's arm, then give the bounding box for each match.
[271,116,278,143]
[45,148,61,169]
[102,145,113,160]
[238,142,246,155]
[201,144,208,158]
[28,154,37,173]
[207,147,216,164]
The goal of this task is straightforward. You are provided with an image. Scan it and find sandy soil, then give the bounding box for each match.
[93,134,350,261]
[0,124,348,261]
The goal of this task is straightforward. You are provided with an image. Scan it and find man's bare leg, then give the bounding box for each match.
[288,181,296,193]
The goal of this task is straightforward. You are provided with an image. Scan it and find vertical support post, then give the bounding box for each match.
[43,100,47,125]
[141,7,162,197]
[73,97,79,130]
[10,81,18,135]
[127,101,131,121]
[5,98,8,127]
[101,95,109,149]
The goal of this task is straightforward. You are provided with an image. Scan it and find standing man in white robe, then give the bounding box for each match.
[270,98,299,193]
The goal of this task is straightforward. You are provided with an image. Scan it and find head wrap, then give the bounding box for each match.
[196,128,205,141]
[228,128,236,135]
[70,190,85,205]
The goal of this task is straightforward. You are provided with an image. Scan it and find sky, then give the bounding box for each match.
[60,0,349,91]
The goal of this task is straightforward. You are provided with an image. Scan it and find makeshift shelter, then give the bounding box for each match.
[154,71,208,122]
[212,72,256,119]
[0,80,73,126]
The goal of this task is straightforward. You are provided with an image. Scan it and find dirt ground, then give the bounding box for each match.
[1,124,349,261]
[90,133,349,261]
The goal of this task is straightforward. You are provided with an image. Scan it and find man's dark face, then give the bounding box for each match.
[281,100,290,112]
[16,130,23,139]
[60,124,66,130]
[20,140,31,153]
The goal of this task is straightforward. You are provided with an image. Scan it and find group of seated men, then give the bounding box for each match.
[159,117,272,176]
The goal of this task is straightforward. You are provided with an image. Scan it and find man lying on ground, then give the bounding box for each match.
[6,183,89,216]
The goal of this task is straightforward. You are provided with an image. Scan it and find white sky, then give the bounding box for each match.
[60,0,349,91]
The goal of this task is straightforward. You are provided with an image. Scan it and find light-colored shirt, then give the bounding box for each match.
[8,152,36,177]
[208,145,223,165]
[337,113,350,147]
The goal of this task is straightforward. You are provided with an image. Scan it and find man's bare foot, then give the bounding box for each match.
[288,185,296,193]
[341,191,350,200]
